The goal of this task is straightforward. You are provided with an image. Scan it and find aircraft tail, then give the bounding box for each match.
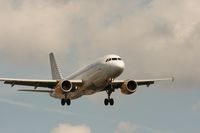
[49,52,63,80]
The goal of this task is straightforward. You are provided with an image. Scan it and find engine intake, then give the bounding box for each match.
[121,80,138,95]
[61,80,72,93]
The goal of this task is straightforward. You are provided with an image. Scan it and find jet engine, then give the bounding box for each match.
[60,80,73,93]
[120,80,138,95]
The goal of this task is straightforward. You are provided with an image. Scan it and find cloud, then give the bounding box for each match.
[0,0,76,62]
[51,123,91,133]
[193,100,200,112]
[115,122,137,133]
[0,0,200,88]
[75,0,200,88]
[115,122,174,133]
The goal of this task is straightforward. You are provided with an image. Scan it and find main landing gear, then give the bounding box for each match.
[61,99,71,106]
[104,97,114,106]
[104,86,115,106]
[61,94,71,106]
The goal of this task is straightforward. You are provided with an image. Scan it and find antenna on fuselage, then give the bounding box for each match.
[49,52,63,80]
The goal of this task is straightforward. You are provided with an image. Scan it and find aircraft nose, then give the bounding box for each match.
[111,60,125,78]
[117,60,125,71]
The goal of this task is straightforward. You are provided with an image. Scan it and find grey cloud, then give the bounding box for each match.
[75,0,200,88]
[0,0,199,88]
[0,0,75,62]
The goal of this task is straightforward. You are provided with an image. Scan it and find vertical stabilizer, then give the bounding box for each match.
[49,53,63,80]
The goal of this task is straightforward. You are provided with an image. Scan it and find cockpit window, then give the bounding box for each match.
[106,58,111,62]
[106,57,122,62]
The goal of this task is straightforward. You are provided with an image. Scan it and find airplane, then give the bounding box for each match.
[0,53,174,106]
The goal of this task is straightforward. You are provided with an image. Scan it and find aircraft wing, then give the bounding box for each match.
[18,89,53,93]
[0,78,58,88]
[0,78,83,89]
[135,77,174,86]
[112,77,174,88]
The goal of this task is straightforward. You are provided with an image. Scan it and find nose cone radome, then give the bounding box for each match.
[117,60,125,70]
[112,61,125,78]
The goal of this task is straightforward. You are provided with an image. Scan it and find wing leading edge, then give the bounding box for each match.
[112,77,174,88]
[0,78,83,89]
[0,78,57,89]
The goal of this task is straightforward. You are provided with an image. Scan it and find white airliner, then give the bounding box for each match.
[0,53,174,106]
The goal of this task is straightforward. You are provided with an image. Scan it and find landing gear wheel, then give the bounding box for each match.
[66,99,71,106]
[109,98,114,106]
[61,99,65,106]
[104,99,109,106]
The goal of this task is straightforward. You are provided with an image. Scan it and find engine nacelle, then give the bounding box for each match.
[120,80,138,95]
[60,80,73,93]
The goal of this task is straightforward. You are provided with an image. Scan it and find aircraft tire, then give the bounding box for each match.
[66,99,71,106]
[104,99,109,106]
[61,99,65,106]
[110,98,114,106]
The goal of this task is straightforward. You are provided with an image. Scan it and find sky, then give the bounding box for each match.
[0,0,200,133]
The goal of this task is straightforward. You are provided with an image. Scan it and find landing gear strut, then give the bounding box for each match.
[104,80,115,106]
[61,94,71,106]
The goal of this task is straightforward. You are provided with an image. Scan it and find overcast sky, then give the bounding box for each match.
[0,0,200,133]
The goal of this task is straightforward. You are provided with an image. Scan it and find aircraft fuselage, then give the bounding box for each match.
[50,55,125,100]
